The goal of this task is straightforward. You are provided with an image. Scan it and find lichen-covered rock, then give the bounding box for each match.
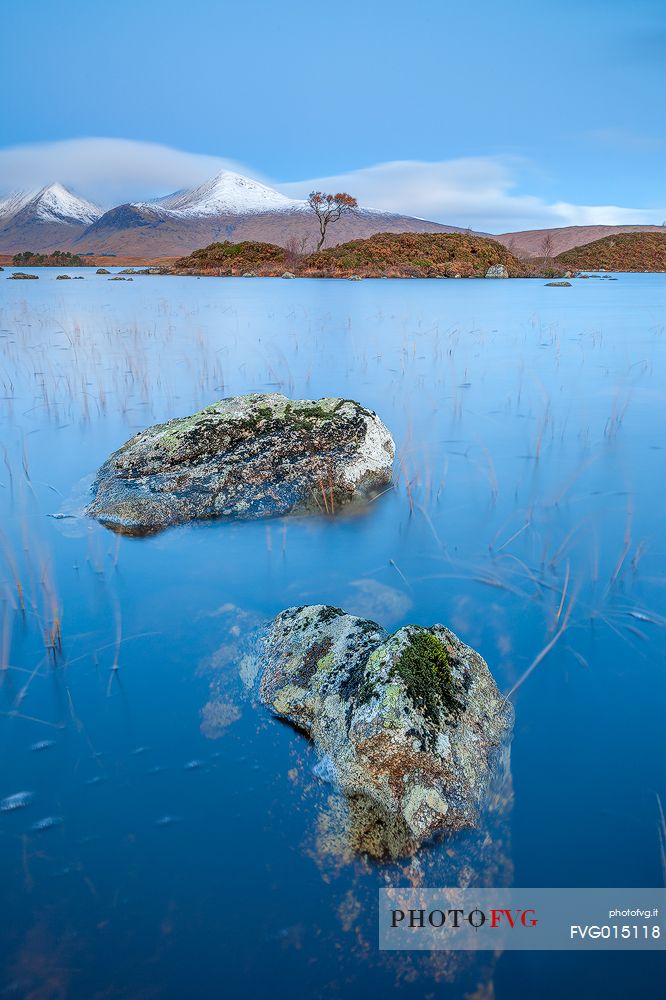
[86,394,395,533]
[96,267,110,274]
[257,605,513,857]
[485,264,509,278]
[8,272,38,279]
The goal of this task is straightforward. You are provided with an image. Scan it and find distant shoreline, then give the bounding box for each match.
[3,229,665,276]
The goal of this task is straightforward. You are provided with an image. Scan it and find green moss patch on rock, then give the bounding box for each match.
[392,629,460,725]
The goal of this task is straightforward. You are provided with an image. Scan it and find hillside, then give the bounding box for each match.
[555,232,666,272]
[171,240,288,275]
[76,207,478,258]
[301,232,525,278]
[168,233,526,278]
[496,224,665,258]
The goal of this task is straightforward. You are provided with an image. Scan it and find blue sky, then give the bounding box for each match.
[0,0,664,230]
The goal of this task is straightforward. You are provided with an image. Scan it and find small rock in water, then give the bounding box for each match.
[31,815,63,831]
[30,740,55,752]
[131,746,149,756]
[184,759,203,770]
[84,775,106,785]
[1,791,34,812]
[485,264,509,278]
[545,281,572,287]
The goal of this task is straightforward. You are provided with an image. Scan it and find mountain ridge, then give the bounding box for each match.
[72,169,479,255]
[0,172,661,258]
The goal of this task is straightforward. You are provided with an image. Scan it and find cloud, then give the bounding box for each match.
[0,138,252,206]
[280,158,666,232]
[0,138,664,233]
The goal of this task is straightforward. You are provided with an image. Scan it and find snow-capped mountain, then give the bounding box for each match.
[0,183,101,226]
[30,182,101,225]
[134,170,306,218]
[76,168,474,256]
[0,183,102,252]
[0,170,474,256]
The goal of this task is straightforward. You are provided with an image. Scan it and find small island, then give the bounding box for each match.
[163,232,568,279]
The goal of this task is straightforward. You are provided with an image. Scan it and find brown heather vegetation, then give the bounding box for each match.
[555,232,666,272]
[301,232,525,277]
[495,223,665,258]
[169,233,533,278]
[172,240,289,275]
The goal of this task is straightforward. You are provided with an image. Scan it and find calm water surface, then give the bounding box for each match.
[0,270,664,998]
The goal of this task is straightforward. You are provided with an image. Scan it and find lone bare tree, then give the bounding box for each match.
[308,191,358,251]
[540,232,555,262]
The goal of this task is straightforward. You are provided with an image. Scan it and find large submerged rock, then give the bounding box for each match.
[86,394,394,533]
[258,605,513,857]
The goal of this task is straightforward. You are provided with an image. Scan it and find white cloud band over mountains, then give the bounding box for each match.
[0,138,663,234]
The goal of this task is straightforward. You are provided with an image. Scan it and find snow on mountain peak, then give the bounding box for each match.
[0,190,31,221]
[31,183,101,224]
[136,170,306,218]
[0,182,101,225]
